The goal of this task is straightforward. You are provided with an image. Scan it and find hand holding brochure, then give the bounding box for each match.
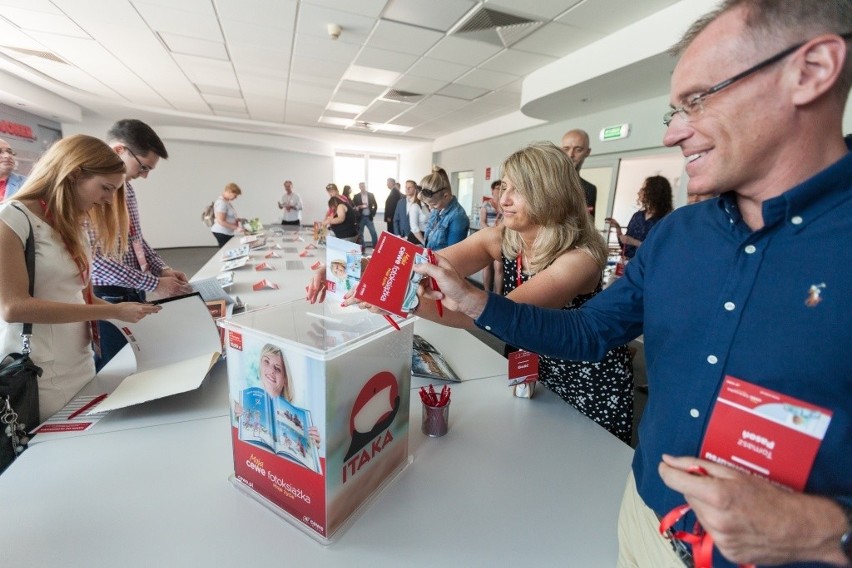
[354,232,429,317]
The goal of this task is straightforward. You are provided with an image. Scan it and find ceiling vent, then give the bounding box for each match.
[452,7,542,48]
[0,46,67,64]
[348,121,376,132]
[381,89,423,103]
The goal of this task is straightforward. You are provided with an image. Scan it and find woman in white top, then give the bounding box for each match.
[405,180,429,245]
[0,134,160,420]
[211,182,243,247]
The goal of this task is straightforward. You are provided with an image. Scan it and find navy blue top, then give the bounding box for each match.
[623,209,662,259]
[476,143,852,567]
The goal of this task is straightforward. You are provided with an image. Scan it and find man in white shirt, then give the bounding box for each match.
[277,180,302,225]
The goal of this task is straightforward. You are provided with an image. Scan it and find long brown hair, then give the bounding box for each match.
[13,134,128,269]
[500,142,606,274]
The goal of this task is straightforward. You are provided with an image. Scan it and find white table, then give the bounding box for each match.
[1,377,632,567]
[2,234,634,566]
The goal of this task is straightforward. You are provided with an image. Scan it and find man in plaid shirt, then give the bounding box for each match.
[92,119,193,370]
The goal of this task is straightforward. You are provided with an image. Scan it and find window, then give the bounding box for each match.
[333,152,399,212]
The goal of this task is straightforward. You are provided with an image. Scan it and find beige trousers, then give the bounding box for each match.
[616,471,686,568]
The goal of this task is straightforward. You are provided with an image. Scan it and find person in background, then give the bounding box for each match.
[324,195,358,242]
[420,166,469,251]
[560,129,596,216]
[346,143,634,443]
[605,175,673,260]
[92,119,192,371]
[0,138,26,201]
[341,184,352,202]
[211,182,244,247]
[413,2,852,565]
[403,179,428,245]
[479,180,504,293]
[0,135,160,420]
[392,179,412,238]
[384,177,402,233]
[354,182,378,248]
[277,180,302,226]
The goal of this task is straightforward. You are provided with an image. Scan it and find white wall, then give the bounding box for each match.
[62,117,433,248]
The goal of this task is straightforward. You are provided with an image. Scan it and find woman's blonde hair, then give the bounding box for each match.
[419,166,452,195]
[500,142,606,274]
[260,343,292,401]
[224,182,242,195]
[13,134,128,269]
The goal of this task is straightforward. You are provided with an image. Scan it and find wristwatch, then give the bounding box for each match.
[836,498,852,562]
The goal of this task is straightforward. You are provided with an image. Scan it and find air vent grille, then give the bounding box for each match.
[453,8,542,48]
[381,89,423,103]
[0,46,67,64]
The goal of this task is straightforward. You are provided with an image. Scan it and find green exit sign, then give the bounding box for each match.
[600,124,630,141]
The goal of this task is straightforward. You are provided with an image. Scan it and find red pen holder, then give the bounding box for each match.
[421,401,450,437]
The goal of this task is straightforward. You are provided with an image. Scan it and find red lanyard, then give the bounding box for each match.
[515,252,525,288]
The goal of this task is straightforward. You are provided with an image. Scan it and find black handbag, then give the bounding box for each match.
[0,204,42,474]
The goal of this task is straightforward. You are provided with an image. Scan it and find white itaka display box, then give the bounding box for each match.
[220,299,414,544]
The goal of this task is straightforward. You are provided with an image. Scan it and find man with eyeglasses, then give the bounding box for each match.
[560,129,596,216]
[414,1,852,566]
[0,138,26,201]
[91,119,193,370]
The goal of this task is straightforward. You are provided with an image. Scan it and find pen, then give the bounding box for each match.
[67,393,107,420]
[383,314,401,331]
[426,249,443,317]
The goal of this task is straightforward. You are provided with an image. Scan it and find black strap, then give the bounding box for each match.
[9,203,35,337]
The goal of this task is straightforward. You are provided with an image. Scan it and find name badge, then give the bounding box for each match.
[699,375,832,491]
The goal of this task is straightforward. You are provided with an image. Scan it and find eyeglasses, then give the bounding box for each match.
[663,32,852,126]
[0,148,16,156]
[418,187,445,199]
[125,147,152,173]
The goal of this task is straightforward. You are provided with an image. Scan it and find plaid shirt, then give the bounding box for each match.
[90,182,166,291]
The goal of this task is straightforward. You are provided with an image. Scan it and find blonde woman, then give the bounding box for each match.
[0,135,160,420]
[211,182,243,247]
[349,142,634,443]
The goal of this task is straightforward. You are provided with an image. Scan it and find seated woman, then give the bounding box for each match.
[324,195,358,242]
[606,175,673,260]
[310,143,634,444]
[0,134,161,420]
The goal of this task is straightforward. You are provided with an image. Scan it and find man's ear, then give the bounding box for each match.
[789,34,848,106]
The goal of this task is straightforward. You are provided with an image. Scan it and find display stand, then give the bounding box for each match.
[220,299,414,543]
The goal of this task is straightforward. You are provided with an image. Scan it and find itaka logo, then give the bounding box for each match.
[343,371,399,462]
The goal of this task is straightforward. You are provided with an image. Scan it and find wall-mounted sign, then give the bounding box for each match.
[0,120,36,140]
[599,124,630,142]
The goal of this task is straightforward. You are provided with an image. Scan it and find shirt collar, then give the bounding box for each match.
[715,137,852,232]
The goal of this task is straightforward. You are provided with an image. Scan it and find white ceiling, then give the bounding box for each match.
[0,0,685,145]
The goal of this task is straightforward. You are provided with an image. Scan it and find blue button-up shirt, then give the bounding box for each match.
[423,196,469,251]
[476,144,852,567]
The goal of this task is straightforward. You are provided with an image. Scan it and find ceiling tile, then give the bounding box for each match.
[557,0,682,34]
[509,21,601,58]
[222,20,292,50]
[342,64,400,87]
[332,89,379,107]
[243,95,285,122]
[0,6,88,37]
[407,57,469,82]
[172,53,240,89]
[392,75,448,96]
[239,75,287,96]
[338,79,388,96]
[230,44,290,80]
[213,0,297,27]
[484,0,583,20]
[302,0,388,19]
[196,84,242,97]
[367,20,443,56]
[355,47,418,73]
[159,32,228,60]
[294,34,360,64]
[437,83,489,101]
[455,68,518,90]
[358,100,409,123]
[287,81,335,103]
[326,101,366,114]
[292,55,349,79]
[203,93,247,111]
[479,49,556,76]
[415,94,468,112]
[383,0,476,32]
[134,2,222,40]
[427,36,503,67]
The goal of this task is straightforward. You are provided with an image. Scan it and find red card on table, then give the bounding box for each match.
[508,350,539,386]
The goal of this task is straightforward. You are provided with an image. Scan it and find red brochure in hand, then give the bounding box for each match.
[354,232,427,318]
